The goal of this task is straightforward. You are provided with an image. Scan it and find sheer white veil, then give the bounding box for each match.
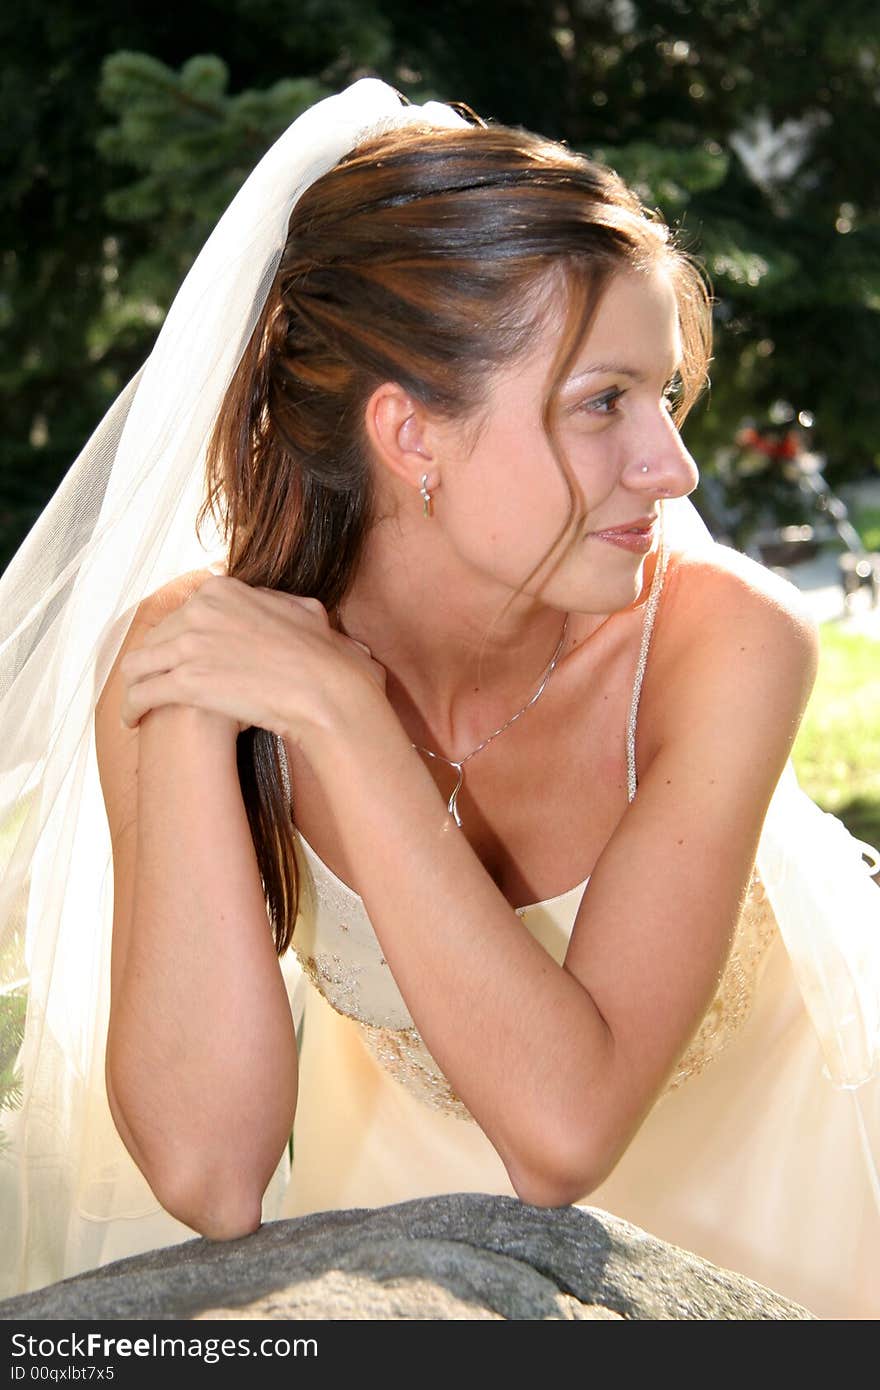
[0,76,877,1298]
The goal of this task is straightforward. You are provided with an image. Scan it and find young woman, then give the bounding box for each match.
[1,78,877,1317]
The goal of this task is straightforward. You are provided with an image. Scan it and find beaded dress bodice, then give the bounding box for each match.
[276,545,779,1121]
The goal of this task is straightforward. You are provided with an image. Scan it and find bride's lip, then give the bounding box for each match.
[588,514,659,534]
[587,519,657,552]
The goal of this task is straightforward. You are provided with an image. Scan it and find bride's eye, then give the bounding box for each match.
[581,388,626,416]
[662,371,684,413]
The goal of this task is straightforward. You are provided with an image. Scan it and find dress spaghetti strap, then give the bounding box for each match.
[625,526,669,803]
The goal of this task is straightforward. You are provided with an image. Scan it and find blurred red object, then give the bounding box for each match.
[735,425,799,460]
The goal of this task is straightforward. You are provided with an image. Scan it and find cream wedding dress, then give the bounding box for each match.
[3,538,877,1317]
[274,544,880,1322]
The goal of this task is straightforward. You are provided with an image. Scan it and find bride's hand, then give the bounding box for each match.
[118,574,387,739]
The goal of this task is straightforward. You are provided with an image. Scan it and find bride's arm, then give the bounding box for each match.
[305,561,819,1207]
[96,576,299,1238]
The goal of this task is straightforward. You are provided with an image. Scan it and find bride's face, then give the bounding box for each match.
[434,261,701,615]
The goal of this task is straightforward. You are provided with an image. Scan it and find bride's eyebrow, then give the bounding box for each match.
[567,357,682,386]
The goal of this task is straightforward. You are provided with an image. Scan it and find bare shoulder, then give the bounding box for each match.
[95,566,219,725]
[660,541,820,675]
[640,540,820,765]
[134,565,222,626]
[666,538,818,625]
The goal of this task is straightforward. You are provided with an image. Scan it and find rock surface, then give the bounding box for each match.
[0,1194,814,1320]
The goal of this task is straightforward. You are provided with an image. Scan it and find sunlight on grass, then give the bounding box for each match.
[850,505,880,553]
[791,622,880,850]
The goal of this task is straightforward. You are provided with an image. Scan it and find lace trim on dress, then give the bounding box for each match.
[661,867,778,1097]
[292,869,778,1121]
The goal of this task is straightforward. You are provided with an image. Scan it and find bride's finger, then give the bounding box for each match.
[283,593,331,626]
[119,638,181,682]
[120,665,227,728]
[339,636,386,690]
[120,671,179,727]
[127,608,190,652]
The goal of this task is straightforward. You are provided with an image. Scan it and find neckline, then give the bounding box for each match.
[284,528,668,923]
[294,825,591,916]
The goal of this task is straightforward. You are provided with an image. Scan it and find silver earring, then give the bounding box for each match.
[419,473,434,518]
[640,464,649,473]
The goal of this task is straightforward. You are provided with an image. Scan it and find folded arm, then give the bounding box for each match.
[96,574,299,1239]
[307,556,819,1206]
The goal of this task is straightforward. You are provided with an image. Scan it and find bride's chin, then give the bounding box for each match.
[559,570,645,619]
[525,540,653,615]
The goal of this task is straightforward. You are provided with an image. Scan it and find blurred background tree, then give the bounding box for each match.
[2,0,878,573]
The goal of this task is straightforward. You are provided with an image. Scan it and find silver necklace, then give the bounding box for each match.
[336,609,570,829]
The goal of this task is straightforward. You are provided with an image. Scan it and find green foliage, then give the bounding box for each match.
[589,139,731,209]
[95,52,329,303]
[0,992,26,1113]
[3,0,880,573]
[0,0,391,574]
[0,990,26,1153]
[0,792,36,1148]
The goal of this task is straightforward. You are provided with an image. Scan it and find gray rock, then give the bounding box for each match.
[0,1194,814,1320]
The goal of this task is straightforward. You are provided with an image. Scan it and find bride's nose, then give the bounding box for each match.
[623,411,700,499]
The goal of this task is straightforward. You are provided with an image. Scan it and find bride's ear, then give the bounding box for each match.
[362,382,439,497]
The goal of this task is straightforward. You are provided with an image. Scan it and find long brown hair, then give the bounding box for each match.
[197,114,713,956]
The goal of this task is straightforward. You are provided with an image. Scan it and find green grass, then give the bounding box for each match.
[850,505,880,552]
[791,622,880,853]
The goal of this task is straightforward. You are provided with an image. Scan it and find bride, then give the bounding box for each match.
[0,78,878,1319]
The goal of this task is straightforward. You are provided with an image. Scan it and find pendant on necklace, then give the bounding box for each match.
[446,762,465,828]
[410,612,571,832]
[416,746,466,828]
